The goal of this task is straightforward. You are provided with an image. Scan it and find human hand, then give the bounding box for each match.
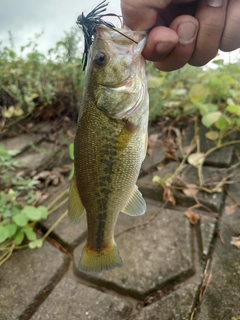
[121,0,240,71]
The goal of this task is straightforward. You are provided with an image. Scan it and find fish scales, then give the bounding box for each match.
[68,25,149,273]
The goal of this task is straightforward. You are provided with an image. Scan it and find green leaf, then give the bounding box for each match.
[196,103,218,116]
[0,225,9,243]
[5,224,18,237]
[201,112,222,128]
[29,239,43,249]
[226,105,240,114]
[37,206,48,219]
[22,206,42,221]
[68,143,74,160]
[236,119,240,127]
[22,226,37,241]
[189,84,208,103]
[215,115,228,130]
[13,213,28,227]
[212,59,224,66]
[14,231,24,245]
[205,131,219,141]
[68,166,74,180]
[152,176,161,184]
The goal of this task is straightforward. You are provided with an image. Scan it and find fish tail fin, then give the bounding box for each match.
[78,242,123,273]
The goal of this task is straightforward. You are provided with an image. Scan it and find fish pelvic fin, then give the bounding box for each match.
[78,242,123,273]
[121,185,146,216]
[68,174,85,224]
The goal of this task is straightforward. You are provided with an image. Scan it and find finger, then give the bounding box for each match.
[142,26,178,61]
[189,0,228,66]
[220,0,240,51]
[121,0,172,30]
[153,15,199,71]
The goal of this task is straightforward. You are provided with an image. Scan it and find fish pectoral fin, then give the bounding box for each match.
[68,174,85,224]
[121,185,146,216]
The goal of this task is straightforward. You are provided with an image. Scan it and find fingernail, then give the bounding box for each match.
[207,0,223,7]
[156,42,174,55]
[177,22,197,44]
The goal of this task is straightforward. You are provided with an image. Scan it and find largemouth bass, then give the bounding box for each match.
[68,24,149,273]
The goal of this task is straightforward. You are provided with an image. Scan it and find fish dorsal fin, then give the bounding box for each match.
[121,185,146,216]
[68,174,86,223]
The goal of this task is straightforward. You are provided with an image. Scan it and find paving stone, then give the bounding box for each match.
[200,215,216,257]
[42,192,161,252]
[3,133,42,154]
[0,242,69,320]
[73,206,194,299]
[15,141,57,170]
[32,122,53,133]
[115,199,164,235]
[231,140,240,164]
[138,162,225,212]
[225,167,240,206]
[41,180,87,250]
[140,145,166,177]
[31,276,131,320]
[177,123,233,167]
[131,284,197,320]
[196,206,240,320]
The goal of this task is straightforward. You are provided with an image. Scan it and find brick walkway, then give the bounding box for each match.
[0,124,240,320]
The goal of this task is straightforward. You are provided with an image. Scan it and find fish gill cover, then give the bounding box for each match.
[76,0,138,70]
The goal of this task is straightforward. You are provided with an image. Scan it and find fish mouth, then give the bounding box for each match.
[107,77,133,90]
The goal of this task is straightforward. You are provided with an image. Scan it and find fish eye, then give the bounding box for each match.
[93,52,107,66]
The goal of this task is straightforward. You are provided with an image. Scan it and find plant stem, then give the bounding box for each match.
[46,188,69,211]
[42,210,68,241]
[0,244,14,266]
[198,139,240,187]
[48,197,68,215]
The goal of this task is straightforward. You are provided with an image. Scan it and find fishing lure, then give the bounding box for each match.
[76,0,138,70]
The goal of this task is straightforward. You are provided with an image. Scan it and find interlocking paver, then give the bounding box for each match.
[41,181,87,250]
[31,276,131,320]
[196,178,240,320]
[0,242,69,320]
[73,205,194,299]
[131,284,197,320]
[177,124,233,167]
[138,162,225,212]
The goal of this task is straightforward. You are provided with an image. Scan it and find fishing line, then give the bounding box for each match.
[76,0,138,70]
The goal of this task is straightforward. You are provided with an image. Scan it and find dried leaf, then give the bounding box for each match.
[205,131,219,141]
[230,236,240,249]
[182,184,199,197]
[182,142,196,155]
[149,133,159,143]
[33,169,64,187]
[188,152,205,167]
[157,163,165,171]
[184,208,200,225]
[163,185,176,206]
[147,133,160,156]
[33,171,50,180]
[224,204,237,215]
[147,147,153,157]
[34,191,49,205]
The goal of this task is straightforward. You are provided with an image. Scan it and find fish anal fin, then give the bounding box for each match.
[68,174,85,224]
[78,242,122,273]
[122,185,146,216]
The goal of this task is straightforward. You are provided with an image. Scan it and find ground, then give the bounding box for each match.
[0,118,240,320]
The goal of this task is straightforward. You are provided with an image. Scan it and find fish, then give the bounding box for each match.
[68,12,149,273]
